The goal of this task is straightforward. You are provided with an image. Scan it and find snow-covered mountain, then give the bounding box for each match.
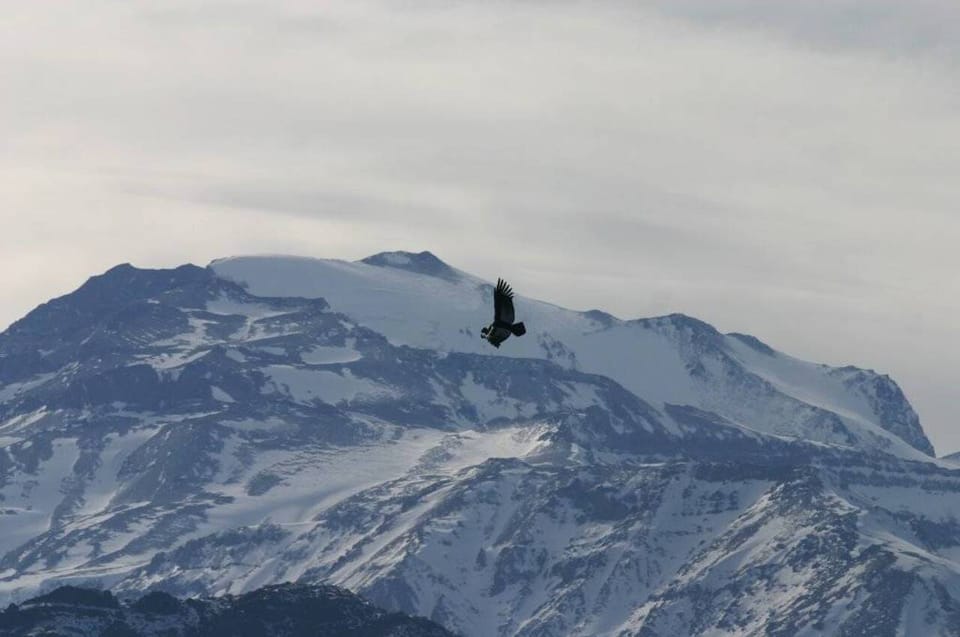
[1,251,959,636]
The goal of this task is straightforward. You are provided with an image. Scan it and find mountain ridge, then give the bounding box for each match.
[0,582,454,636]
[211,252,934,458]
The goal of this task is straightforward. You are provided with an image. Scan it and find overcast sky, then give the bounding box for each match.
[3,1,959,452]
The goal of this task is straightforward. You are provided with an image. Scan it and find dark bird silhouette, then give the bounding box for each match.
[481,278,527,348]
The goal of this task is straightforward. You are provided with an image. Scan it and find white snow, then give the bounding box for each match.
[74,428,160,518]
[725,335,933,462]
[212,254,933,460]
[0,409,49,436]
[381,252,412,266]
[0,373,57,403]
[262,365,395,405]
[0,438,80,556]
[211,386,235,403]
[206,295,289,321]
[300,343,362,365]
[726,339,871,421]
[202,427,452,532]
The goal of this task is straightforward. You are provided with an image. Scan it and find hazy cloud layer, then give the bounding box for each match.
[2,1,959,450]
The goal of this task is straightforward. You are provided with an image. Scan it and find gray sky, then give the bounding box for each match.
[2,1,959,452]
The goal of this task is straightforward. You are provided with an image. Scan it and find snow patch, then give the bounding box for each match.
[263,366,395,405]
[300,343,362,365]
[211,386,236,403]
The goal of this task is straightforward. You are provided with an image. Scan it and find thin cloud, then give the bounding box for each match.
[657,0,960,60]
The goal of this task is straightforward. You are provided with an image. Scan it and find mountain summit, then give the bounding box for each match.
[360,250,462,281]
[211,253,933,458]
[0,253,958,636]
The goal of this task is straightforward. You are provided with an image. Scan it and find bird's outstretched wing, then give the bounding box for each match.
[494,278,515,325]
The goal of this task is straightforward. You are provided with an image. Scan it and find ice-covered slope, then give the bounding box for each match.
[212,252,933,459]
[0,252,957,636]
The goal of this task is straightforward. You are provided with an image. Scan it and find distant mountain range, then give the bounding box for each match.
[1,251,958,636]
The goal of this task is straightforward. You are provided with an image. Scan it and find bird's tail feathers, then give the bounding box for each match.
[510,322,526,337]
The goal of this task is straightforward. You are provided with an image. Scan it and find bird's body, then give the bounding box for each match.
[481,322,516,349]
[481,278,526,348]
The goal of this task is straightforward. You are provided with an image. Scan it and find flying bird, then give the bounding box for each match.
[481,278,527,348]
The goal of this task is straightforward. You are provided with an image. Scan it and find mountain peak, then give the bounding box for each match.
[359,251,459,280]
[4,263,212,342]
[727,332,776,356]
[632,313,723,344]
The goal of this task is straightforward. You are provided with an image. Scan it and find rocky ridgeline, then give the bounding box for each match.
[0,583,452,636]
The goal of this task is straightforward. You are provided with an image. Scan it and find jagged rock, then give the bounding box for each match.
[0,583,453,636]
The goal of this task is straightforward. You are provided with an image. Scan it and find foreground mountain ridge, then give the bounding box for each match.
[0,251,958,636]
[0,582,453,636]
